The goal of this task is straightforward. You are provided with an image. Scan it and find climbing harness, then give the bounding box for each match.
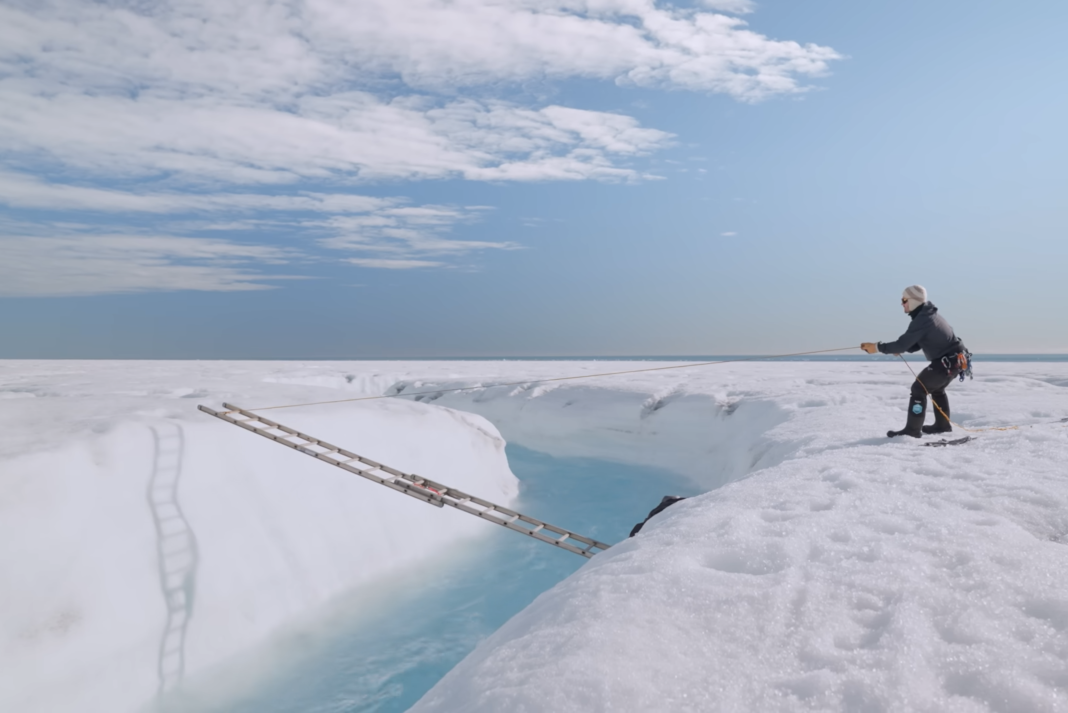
[198,403,612,559]
[940,349,973,383]
[225,347,861,415]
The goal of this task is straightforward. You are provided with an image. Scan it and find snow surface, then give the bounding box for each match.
[3,359,1068,712]
[0,361,517,713]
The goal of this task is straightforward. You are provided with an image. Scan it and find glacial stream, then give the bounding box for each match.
[166,444,699,713]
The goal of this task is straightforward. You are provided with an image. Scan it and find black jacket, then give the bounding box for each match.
[878,302,963,362]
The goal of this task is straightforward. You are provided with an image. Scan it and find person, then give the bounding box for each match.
[860,285,969,438]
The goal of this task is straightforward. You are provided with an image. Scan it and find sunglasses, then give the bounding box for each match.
[901,298,909,304]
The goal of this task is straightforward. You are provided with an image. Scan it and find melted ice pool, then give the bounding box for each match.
[164,445,697,712]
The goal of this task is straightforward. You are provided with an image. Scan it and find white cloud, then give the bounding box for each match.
[698,0,756,13]
[0,92,671,185]
[0,172,519,291]
[346,258,446,270]
[312,205,521,256]
[274,1,835,98]
[0,171,393,213]
[721,231,737,236]
[0,234,301,297]
[2,2,837,97]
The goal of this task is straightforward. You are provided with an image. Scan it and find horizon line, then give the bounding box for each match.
[4,353,1068,362]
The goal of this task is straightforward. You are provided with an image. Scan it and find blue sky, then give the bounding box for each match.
[1,0,1066,358]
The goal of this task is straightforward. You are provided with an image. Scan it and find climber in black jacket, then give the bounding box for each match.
[861,285,969,438]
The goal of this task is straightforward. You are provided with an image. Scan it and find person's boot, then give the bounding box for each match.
[923,392,952,434]
[887,395,926,438]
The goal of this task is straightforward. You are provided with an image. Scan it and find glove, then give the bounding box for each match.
[860,342,879,354]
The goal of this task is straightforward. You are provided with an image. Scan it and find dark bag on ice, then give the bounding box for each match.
[629,495,687,537]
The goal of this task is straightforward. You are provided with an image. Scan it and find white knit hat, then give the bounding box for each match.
[902,284,927,312]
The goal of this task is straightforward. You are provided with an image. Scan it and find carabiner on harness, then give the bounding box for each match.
[957,350,973,382]
[941,350,974,383]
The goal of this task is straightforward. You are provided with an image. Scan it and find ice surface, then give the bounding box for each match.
[3,359,1068,713]
[0,361,517,713]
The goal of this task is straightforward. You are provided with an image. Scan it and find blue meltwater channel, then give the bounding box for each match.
[168,445,699,713]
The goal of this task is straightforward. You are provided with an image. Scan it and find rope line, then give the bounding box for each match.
[226,346,861,414]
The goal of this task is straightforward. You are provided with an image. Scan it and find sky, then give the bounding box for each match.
[1,0,1066,358]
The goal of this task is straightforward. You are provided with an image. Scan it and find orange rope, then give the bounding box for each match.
[226,346,860,414]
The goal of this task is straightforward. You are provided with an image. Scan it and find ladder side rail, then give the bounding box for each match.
[249,426,313,451]
[334,462,446,507]
[455,504,588,556]
[446,498,610,552]
[223,404,403,473]
[517,528,591,557]
[204,407,425,497]
[249,429,445,508]
[434,493,608,554]
[359,467,612,551]
[411,480,569,529]
[431,491,611,551]
[222,405,346,453]
[440,498,609,555]
[213,408,339,458]
[305,449,437,496]
[442,496,539,528]
[220,405,434,485]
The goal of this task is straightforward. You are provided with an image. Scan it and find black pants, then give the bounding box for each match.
[906,361,960,431]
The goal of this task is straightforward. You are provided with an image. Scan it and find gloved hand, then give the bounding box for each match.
[861,342,879,354]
